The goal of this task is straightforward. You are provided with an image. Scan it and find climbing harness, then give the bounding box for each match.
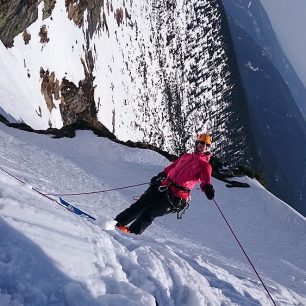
[158,179,191,219]
[158,178,191,193]
[166,191,190,219]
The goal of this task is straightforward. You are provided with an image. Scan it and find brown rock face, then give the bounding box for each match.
[59,51,101,129]
[0,0,38,47]
[65,0,104,37]
[22,29,31,44]
[38,24,50,44]
[40,68,60,113]
[42,0,56,20]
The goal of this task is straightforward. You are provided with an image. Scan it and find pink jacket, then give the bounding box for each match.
[162,152,212,200]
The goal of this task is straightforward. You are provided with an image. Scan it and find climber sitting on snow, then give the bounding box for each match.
[114,133,215,234]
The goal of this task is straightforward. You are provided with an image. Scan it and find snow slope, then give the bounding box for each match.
[0,123,305,305]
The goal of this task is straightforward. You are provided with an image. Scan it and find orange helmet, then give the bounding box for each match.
[196,133,212,146]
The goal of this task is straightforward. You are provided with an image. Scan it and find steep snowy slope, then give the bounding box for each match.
[0,123,305,305]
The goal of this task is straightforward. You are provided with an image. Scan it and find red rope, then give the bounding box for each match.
[213,199,277,306]
[43,182,149,196]
[0,166,59,204]
[0,166,25,184]
[0,165,148,198]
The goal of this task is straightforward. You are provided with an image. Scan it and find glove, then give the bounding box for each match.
[202,183,215,200]
[150,172,167,186]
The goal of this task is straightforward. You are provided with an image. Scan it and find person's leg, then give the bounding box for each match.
[114,189,163,226]
[128,196,173,234]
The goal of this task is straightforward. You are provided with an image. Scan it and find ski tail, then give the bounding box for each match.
[59,197,96,220]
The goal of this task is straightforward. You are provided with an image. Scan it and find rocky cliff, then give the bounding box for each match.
[0,0,254,161]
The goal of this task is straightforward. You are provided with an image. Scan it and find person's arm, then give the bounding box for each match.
[150,155,183,186]
[199,163,215,200]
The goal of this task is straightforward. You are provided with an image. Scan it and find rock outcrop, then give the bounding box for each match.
[0,0,38,47]
[59,50,101,129]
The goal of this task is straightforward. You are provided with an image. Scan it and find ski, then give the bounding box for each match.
[59,197,96,220]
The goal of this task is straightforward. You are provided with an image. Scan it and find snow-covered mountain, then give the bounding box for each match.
[0,122,305,305]
[0,1,305,216]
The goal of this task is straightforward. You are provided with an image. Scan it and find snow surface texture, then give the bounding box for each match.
[0,123,305,305]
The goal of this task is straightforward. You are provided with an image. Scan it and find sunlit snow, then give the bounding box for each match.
[0,123,305,305]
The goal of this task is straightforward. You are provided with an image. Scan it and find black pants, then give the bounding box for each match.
[115,187,183,234]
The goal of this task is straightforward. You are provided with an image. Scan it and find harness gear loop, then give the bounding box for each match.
[166,191,191,219]
[176,202,190,219]
[158,185,169,192]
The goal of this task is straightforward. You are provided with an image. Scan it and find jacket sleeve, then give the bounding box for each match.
[199,162,212,190]
[163,155,182,175]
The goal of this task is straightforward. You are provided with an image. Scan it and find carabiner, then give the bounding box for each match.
[158,185,168,192]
